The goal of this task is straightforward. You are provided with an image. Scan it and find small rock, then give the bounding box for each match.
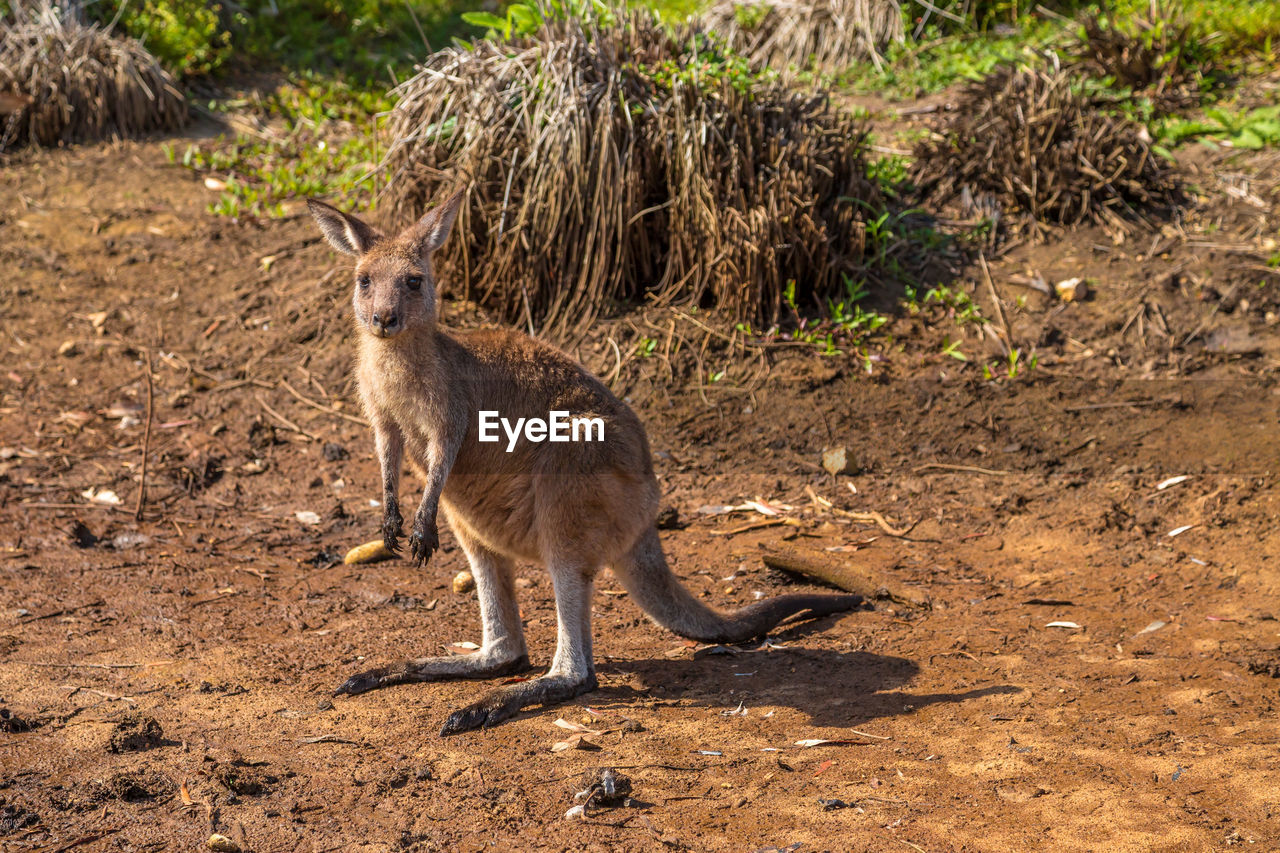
[309,550,341,569]
[68,520,98,549]
[655,506,681,529]
[1055,277,1089,303]
[453,571,475,594]
[322,442,348,461]
[821,446,859,476]
[207,834,241,853]
[0,708,35,733]
[111,531,150,550]
[247,418,277,451]
[343,540,393,565]
[57,340,79,357]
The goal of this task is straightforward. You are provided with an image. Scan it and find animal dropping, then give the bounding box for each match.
[307,189,863,735]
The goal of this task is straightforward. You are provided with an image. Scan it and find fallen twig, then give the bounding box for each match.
[60,685,137,704]
[280,380,369,427]
[760,546,929,609]
[978,252,1013,355]
[913,463,1010,476]
[18,660,174,669]
[710,518,801,537]
[1062,398,1166,412]
[134,353,154,521]
[255,393,317,440]
[18,599,105,624]
[831,508,918,537]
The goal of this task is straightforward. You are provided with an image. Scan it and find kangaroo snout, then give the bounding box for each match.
[370,310,400,337]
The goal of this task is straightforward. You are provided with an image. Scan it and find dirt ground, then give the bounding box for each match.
[2,119,1279,853]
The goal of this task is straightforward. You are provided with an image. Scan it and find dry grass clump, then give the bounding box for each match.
[702,0,904,72]
[381,14,885,336]
[0,1,187,150]
[913,62,1180,232]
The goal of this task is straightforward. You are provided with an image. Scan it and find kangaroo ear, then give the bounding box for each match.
[408,189,464,256]
[307,199,381,256]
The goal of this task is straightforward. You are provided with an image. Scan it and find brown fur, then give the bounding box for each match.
[307,191,863,734]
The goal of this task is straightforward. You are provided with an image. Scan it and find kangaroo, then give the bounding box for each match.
[307,189,864,735]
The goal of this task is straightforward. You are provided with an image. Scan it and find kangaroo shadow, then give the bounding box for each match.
[593,616,1020,728]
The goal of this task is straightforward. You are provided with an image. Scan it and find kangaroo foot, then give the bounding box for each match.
[439,673,598,735]
[334,652,531,697]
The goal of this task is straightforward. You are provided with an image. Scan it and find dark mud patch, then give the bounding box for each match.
[90,771,172,803]
[0,801,41,834]
[0,708,36,733]
[107,715,164,753]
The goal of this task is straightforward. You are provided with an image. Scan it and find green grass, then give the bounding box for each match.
[835,15,1065,99]
[167,81,389,218]
[1141,0,1280,56]
[93,0,473,81]
[1156,104,1280,150]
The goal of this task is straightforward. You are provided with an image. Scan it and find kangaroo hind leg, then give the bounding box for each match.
[334,530,529,696]
[440,559,597,734]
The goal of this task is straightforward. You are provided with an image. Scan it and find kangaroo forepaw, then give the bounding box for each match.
[382,505,404,554]
[408,515,439,567]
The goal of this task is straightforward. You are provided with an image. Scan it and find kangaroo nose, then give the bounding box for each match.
[371,311,399,334]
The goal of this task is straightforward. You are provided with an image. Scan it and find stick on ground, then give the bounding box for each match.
[761,546,929,609]
[134,354,154,521]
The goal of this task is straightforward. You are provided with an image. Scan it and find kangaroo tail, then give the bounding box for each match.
[610,527,863,644]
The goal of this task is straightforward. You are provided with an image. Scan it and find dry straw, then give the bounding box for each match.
[381,13,885,337]
[0,0,187,150]
[703,0,905,72]
[913,59,1181,233]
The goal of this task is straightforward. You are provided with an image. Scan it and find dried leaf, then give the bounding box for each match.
[1136,620,1167,636]
[744,498,793,516]
[1156,475,1190,490]
[552,734,602,752]
[1045,621,1082,629]
[446,641,481,655]
[81,487,121,505]
[553,718,600,734]
[1167,525,1195,537]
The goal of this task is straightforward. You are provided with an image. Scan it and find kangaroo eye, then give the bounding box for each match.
[406,276,423,291]
[357,275,371,290]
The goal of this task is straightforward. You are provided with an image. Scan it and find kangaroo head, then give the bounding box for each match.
[307,190,464,340]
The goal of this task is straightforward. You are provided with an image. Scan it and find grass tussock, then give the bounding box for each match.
[702,0,904,72]
[913,61,1181,233]
[381,14,886,336]
[0,1,187,150]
